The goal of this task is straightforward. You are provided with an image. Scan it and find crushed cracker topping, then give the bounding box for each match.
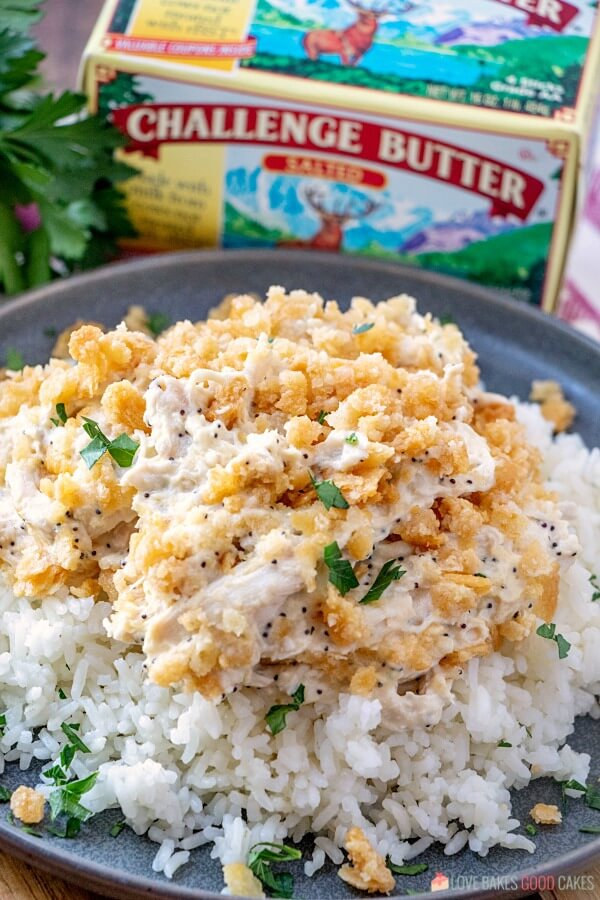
[0,288,579,725]
[530,803,562,825]
[338,826,395,894]
[9,785,45,824]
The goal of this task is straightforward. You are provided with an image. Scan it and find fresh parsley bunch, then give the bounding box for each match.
[0,0,137,295]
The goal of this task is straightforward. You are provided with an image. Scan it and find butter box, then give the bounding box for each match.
[81,0,600,309]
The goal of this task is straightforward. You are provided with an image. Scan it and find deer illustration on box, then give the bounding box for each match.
[279,188,379,251]
[303,0,415,67]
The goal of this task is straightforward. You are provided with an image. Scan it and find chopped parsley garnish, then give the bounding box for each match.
[536,623,570,659]
[584,785,600,811]
[345,433,358,445]
[110,820,127,837]
[386,860,428,876]
[57,687,67,700]
[51,403,68,427]
[310,473,349,511]
[0,712,6,737]
[590,573,600,602]
[316,410,329,425]
[44,743,77,786]
[44,327,58,339]
[352,322,374,335]
[146,312,171,337]
[525,824,537,836]
[248,842,302,898]
[80,418,139,470]
[562,779,586,793]
[498,740,512,748]
[360,559,405,605]
[266,685,305,736]
[439,313,455,326]
[48,771,98,836]
[61,722,91,754]
[580,825,600,834]
[559,778,587,811]
[323,541,358,596]
[5,348,24,371]
[473,572,487,578]
[0,785,11,802]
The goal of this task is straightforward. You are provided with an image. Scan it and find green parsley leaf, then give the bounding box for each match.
[345,433,358,445]
[48,771,98,829]
[439,313,455,326]
[310,474,349,511]
[57,687,67,700]
[5,348,24,370]
[580,825,600,834]
[0,785,11,802]
[316,410,329,425]
[80,418,139,470]
[473,572,487,578]
[44,764,69,786]
[360,559,405,605]
[555,633,571,659]
[48,816,82,838]
[498,740,512,748]
[386,860,428,876]
[107,433,139,467]
[352,322,374,335]
[590,573,600,602]
[44,327,57,338]
[323,541,358,596]
[61,722,90,753]
[563,779,586,793]
[51,402,68,427]
[536,622,570,659]
[80,435,108,470]
[248,842,302,899]
[0,712,6,737]
[146,312,170,337]
[525,824,537,836]
[585,786,600,811]
[110,820,127,837]
[266,685,305,736]
[60,744,76,771]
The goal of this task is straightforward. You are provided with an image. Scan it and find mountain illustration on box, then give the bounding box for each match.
[223,168,551,302]
[244,0,590,112]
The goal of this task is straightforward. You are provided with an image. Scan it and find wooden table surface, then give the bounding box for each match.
[2,2,599,898]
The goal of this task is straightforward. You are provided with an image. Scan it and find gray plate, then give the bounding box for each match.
[0,250,599,900]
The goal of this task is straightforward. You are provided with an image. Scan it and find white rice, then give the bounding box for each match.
[0,402,599,881]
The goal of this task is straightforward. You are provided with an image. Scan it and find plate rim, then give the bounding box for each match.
[0,247,599,361]
[0,248,599,900]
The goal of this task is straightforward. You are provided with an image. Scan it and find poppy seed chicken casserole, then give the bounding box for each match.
[0,287,576,732]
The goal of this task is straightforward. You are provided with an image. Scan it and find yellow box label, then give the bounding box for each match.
[105,0,255,72]
[119,143,224,250]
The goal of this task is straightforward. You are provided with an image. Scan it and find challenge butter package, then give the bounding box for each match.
[81,0,600,309]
